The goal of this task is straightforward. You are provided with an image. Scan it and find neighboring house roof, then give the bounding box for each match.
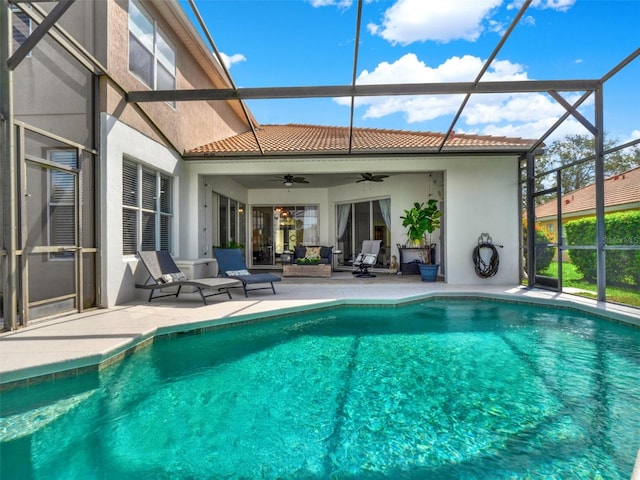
[185,124,537,157]
[535,166,640,220]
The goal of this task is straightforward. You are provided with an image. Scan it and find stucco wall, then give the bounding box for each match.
[105,0,249,154]
[445,157,520,285]
[100,113,183,307]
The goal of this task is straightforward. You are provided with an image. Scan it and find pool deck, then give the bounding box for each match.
[1,272,640,388]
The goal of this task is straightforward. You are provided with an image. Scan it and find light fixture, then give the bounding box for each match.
[284,181,293,187]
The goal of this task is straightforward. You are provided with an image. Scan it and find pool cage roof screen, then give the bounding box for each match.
[5,0,639,158]
[122,0,640,159]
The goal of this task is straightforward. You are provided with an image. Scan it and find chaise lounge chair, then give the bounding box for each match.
[214,248,282,297]
[352,240,382,278]
[136,250,241,305]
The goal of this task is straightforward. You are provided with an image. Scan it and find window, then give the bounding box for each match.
[122,161,172,255]
[11,5,32,56]
[213,193,246,248]
[128,0,176,96]
[48,150,78,259]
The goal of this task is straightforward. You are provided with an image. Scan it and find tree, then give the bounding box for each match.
[533,134,640,202]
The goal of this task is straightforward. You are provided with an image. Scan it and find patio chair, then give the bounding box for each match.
[214,248,282,297]
[352,240,382,278]
[135,250,241,305]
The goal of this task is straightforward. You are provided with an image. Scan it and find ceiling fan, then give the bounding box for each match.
[357,173,388,183]
[273,174,309,187]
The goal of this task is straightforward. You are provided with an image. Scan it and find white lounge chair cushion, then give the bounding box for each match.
[159,272,188,283]
[225,269,250,277]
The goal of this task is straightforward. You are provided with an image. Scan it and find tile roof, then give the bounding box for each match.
[535,166,640,219]
[186,124,537,156]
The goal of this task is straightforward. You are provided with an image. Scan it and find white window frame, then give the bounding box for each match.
[128,0,176,107]
[122,160,173,255]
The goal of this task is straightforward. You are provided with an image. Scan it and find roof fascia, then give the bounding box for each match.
[183,149,533,160]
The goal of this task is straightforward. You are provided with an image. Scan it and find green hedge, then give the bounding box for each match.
[523,227,555,273]
[565,211,640,287]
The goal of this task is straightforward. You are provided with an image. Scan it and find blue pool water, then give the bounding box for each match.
[1,299,640,479]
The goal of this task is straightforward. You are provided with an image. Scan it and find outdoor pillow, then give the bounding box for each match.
[159,272,188,283]
[226,269,250,276]
[363,253,377,265]
[305,246,321,259]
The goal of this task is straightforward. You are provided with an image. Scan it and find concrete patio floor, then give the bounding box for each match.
[2,271,639,388]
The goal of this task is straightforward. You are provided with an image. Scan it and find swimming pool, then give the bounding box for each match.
[1,298,639,478]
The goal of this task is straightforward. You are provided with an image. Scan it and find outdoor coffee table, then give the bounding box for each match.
[282,263,332,278]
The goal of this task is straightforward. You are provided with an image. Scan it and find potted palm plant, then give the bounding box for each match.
[400,199,442,281]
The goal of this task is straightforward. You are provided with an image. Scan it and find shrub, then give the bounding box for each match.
[566,211,640,287]
[523,225,555,273]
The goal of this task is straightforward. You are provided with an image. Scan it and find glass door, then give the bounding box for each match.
[336,199,391,268]
[251,205,319,267]
[252,206,274,266]
[275,206,296,263]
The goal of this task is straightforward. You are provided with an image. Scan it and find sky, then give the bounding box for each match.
[180,0,640,145]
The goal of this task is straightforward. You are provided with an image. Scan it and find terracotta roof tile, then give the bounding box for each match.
[186,124,537,156]
[535,166,640,218]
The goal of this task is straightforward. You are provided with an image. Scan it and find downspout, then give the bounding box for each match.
[1,0,18,329]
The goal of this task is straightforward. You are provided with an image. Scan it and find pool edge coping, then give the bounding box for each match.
[1,290,639,391]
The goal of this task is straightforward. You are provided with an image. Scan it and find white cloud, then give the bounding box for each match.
[308,0,352,7]
[336,53,598,142]
[479,117,587,143]
[336,53,528,114]
[463,92,564,125]
[488,19,506,36]
[368,0,502,45]
[355,54,501,85]
[522,15,535,26]
[534,0,575,11]
[219,52,246,69]
[508,0,575,12]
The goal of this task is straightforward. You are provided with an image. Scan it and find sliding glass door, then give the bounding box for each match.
[336,198,391,269]
[251,205,319,267]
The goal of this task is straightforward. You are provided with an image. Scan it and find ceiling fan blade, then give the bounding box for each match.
[371,175,389,181]
[292,176,309,183]
[357,173,387,183]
